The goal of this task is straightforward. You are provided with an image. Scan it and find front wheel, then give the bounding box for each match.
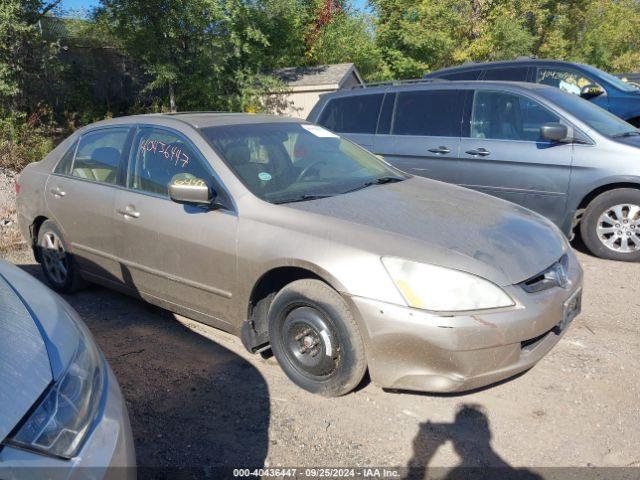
[580,188,640,261]
[268,279,367,396]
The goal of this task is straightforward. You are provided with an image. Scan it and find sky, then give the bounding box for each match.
[57,0,370,15]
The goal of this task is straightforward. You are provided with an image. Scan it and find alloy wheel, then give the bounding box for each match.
[42,231,69,285]
[596,203,640,253]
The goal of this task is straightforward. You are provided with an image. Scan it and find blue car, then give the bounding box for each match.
[424,59,640,127]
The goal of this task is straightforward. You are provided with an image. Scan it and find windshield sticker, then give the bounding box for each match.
[258,172,272,181]
[139,138,190,168]
[301,124,339,138]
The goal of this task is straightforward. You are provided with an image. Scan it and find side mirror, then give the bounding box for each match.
[169,175,213,206]
[580,84,605,99]
[540,122,569,142]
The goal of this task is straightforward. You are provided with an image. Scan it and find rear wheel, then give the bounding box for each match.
[37,220,86,292]
[580,189,640,261]
[268,279,366,396]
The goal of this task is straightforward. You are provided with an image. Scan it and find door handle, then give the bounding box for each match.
[465,147,491,157]
[117,206,140,219]
[49,187,66,198]
[428,146,451,154]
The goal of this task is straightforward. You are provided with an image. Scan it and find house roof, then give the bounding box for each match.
[272,63,363,89]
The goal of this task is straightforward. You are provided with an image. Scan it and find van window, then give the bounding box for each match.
[437,70,481,81]
[482,67,529,81]
[317,94,384,134]
[392,90,465,137]
[470,91,560,141]
[72,128,130,185]
[536,67,598,96]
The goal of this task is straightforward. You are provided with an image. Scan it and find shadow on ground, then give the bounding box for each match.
[405,404,542,480]
[18,262,270,479]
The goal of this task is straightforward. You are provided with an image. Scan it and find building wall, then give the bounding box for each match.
[267,88,337,119]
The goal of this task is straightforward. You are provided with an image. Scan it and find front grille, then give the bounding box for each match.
[519,254,569,293]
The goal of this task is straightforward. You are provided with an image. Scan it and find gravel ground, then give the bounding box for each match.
[2,244,639,479]
[0,169,22,251]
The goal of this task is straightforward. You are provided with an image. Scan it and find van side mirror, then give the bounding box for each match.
[580,84,605,99]
[540,123,569,142]
[169,175,213,206]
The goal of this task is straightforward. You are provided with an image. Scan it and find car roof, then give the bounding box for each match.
[426,58,589,76]
[79,112,307,131]
[320,80,554,98]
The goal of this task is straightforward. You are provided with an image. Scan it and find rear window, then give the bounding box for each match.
[482,67,529,81]
[317,94,383,134]
[392,90,465,137]
[72,128,130,185]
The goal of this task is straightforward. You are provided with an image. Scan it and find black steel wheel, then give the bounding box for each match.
[268,279,366,396]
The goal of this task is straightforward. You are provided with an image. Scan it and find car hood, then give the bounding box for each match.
[0,272,52,442]
[0,262,79,442]
[285,177,567,286]
[612,134,640,148]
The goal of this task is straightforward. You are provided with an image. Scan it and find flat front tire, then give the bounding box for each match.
[268,279,367,397]
[37,220,86,293]
[580,188,640,262]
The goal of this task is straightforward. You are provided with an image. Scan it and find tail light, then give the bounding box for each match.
[15,177,21,195]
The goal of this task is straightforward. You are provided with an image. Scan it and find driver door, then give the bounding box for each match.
[113,126,238,329]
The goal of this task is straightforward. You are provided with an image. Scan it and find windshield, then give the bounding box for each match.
[541,89,639,137]
[584,65,640,92]
[200,122,406,204]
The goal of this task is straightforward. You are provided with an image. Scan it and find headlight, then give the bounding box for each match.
[382,257,514,312]
[8,316,104,459]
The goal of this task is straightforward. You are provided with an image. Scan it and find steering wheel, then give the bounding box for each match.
[296,160,327,182]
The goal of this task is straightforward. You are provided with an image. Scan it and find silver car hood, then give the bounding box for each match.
[286,176,567,285]
[0,261,79,441]
[0,271,52,441]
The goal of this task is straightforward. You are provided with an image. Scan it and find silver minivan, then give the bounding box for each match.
[309,81,640,262]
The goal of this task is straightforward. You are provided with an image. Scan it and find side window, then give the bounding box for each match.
[482,67,529,81]
[438,70,481,81]
[376,93,396,134]
[392,90,465,137]
[317,94,384,134]
[53,140,78,175]
[536,68,597,96]
[73,129,130,185]
[128,128,211,196]
[470,91,560,142]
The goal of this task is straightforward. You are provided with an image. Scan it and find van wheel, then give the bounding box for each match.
[268,279,366,396]
[37,220,87,293]
[580,189,640,261]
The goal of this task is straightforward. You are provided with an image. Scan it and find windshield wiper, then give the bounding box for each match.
[274,194,335,204]
[340,176,404,195]
[613,130,640,138]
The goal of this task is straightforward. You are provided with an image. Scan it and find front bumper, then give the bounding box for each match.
[0,366,136,480]
[348,254,583,393]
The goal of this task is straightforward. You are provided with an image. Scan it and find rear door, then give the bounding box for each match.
[373,88,469,183]
[113,125,237,328]
[458,89,572,225]
[315,92,384,151]
[45,126,132,282]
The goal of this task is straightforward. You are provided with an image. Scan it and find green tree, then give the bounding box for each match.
[0,0,62,111]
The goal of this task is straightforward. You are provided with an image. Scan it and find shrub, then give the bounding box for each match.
[0,110,55,172]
